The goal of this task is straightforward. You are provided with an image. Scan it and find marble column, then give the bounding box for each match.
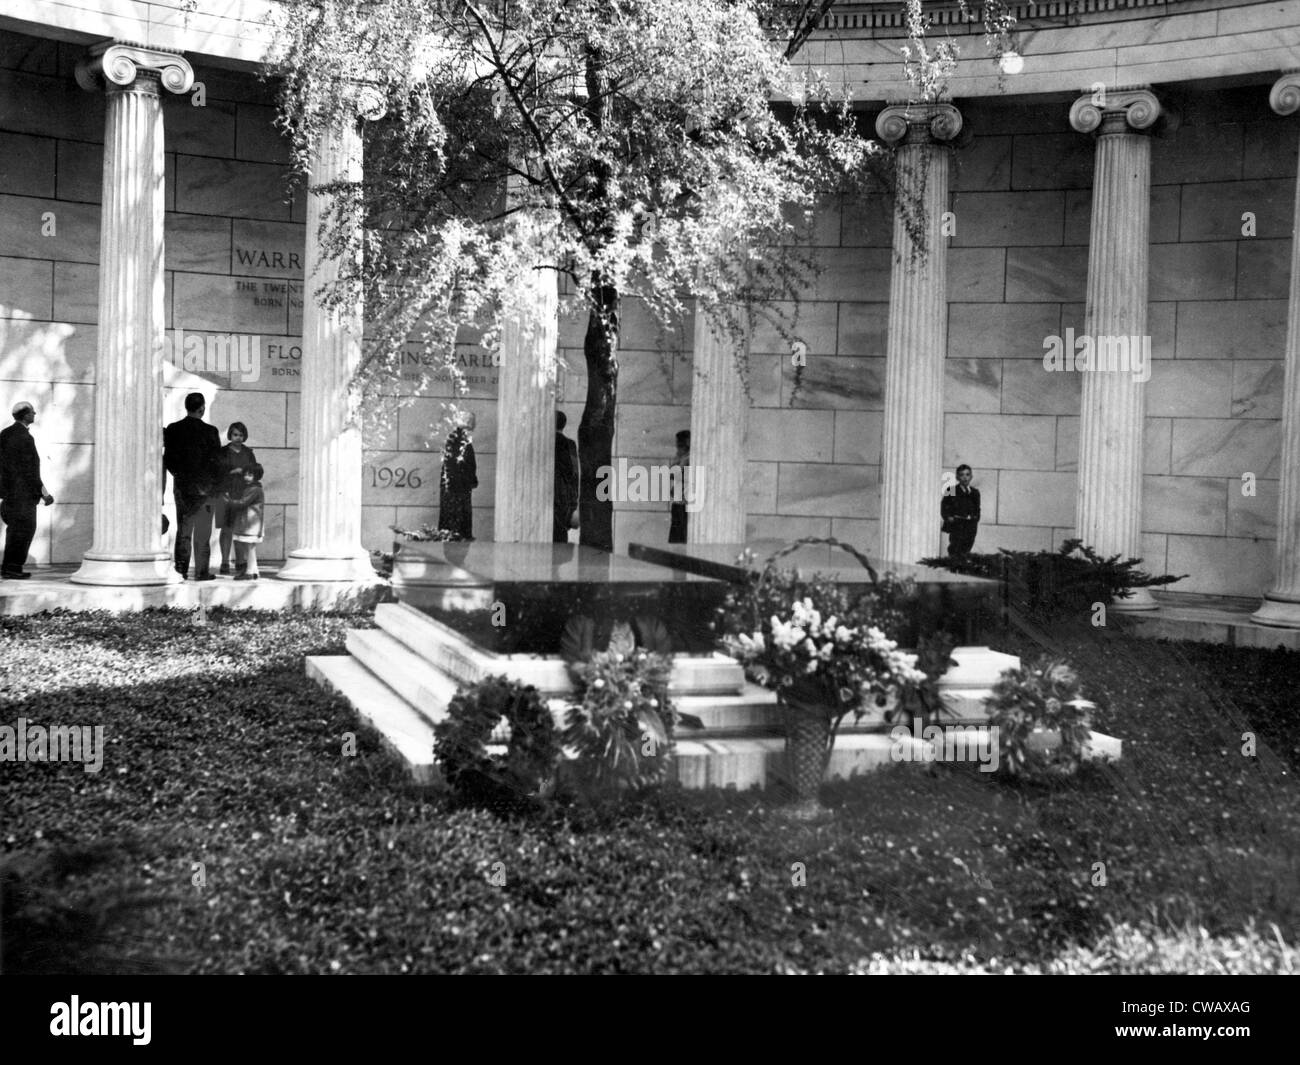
[876,103,961,565]
[278,96,383,582]
[1253,72,1300,628]
[493,226,558,542]
[71,43,193,586]
[1070,88,1161,611]
[688,309,747,543]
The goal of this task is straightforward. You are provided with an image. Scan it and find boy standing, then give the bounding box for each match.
[941,464,981,557]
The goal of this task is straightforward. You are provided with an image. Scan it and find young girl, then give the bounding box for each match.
[225,462,265,580]
[215,422,257,575]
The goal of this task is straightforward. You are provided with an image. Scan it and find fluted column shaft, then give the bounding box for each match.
[1254,72,1300,627]
[688,310,747,543]
[877,105,960,565]
[279,112,375,581]
[1071,89,1161,610]
[73,44,192,585]
[494,250,558,542]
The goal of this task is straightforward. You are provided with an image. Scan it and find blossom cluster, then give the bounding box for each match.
[726,595,925,711]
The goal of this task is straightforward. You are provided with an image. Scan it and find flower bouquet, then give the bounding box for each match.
[720,559,925,807]
[984,657,1096,780]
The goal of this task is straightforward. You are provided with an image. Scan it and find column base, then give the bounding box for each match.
[276,549,378,583]
[70,552,182,586]
[1251,592,1300,629]
[1112,586,1159,612]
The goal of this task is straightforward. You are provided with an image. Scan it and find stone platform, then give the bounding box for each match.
[1124,591,1300,651]
[0,563,389,615]
[628,540,999,645]
[308,600,1122,790]
[391,541,728,653]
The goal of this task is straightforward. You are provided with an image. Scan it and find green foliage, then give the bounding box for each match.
[433,676,561,811]
[561,621,687,798]
[0,842,178,975]
[714,538,912,649]
[889,628,958,730]
[985,657,1095,781]
[5,611,1299,974]
[266,0,894,423]
[919,539,1186,623]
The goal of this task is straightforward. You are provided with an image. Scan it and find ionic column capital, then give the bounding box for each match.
[1270,70,1300,117]
[876,102,963,147]
[1069,87,1161,136]
[75,41,194,96]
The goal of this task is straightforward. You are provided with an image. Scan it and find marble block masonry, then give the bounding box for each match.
[2,21,1300,618]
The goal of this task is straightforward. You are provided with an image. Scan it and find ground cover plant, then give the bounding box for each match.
[2,609,1298,973]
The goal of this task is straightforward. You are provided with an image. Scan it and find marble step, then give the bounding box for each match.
[935,688,995,723]
[307,655,438,784]
[346,628,460,727]
[373,601,746,695]
[936,646,1021,690]
[891,723,1123,767]
[674,733,932,791]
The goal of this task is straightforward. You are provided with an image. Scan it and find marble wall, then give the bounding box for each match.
[729,89,1295,597]
[0,28,1292,596]
[0,32,495,563]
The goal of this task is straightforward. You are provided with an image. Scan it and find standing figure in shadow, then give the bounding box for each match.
[668,429,690,544]
[438,411,477,540]
[941,463,981,557]
[554,411,579,543]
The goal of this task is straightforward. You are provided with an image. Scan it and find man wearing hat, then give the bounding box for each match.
[0,401,55,579]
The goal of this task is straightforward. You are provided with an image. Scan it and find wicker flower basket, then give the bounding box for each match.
[779,690,835,810]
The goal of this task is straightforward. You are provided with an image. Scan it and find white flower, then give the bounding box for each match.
[834,625,853,644]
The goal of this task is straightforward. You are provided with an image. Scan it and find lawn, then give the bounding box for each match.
[2,608,1298,974]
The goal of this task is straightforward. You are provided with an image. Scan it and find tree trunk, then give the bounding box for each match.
[577,42,620,553]
[579,280,619,551]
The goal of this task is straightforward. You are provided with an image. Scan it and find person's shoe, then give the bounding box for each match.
[1,570,30,580]
[194,572,216,582]
[219,563,232,576]
[234,572,260,581]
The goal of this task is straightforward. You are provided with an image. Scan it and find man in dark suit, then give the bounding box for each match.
[941,463,980,557]
[0,401,54,579]
[669,429,690,544]
[554,411,579,542]
[164,392,222,580]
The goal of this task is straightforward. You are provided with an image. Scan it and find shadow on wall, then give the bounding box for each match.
[0,316,93,564]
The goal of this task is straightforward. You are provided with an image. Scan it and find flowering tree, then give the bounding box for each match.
[267,0,1011,549]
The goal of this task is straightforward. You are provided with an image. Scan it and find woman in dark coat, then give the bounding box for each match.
[438,412,477,540]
